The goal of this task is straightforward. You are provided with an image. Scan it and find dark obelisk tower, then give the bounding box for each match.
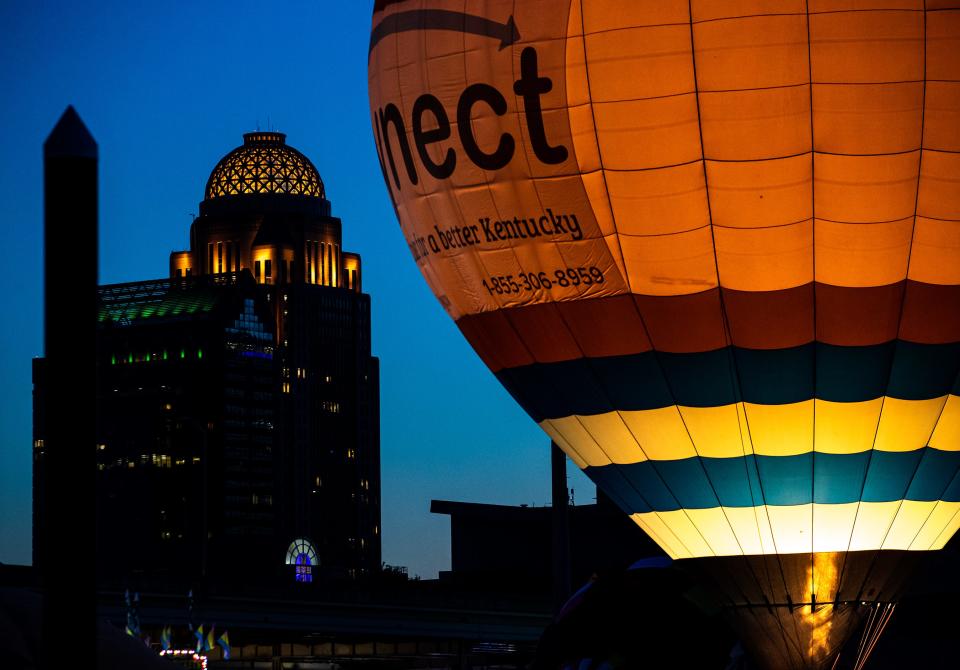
[41,106,98,666]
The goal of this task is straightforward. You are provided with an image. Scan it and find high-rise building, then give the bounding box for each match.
[33,132,380,587]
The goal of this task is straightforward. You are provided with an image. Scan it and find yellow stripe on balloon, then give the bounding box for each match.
[629,511,691,561]
[909,500,960,551]
[539,418,592,469]
[619,406,699,460]
[631,501,960,559]
[678,404,752,458]
[812,398,884,454]
[743,401,813,456]
[683,507,746,557]
[883,500,939,550]
[932,503,960,550]
[930,394,960,452]
[542,397,956,466]
[874,396,952,452]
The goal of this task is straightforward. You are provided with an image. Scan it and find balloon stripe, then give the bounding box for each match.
[457,281,960,369]
[584,447,960,513]
[499,344,960,421]
[544,396,960,465]
[631,501,960,558]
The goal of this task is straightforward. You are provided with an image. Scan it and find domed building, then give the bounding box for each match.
[170,132,362,295]
[33,132,380,588]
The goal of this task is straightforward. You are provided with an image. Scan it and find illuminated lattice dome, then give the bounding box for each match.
[205,132,324,200]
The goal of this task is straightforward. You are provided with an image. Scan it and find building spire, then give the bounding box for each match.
[44,105,98,159]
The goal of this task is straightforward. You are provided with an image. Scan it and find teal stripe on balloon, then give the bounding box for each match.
[497,341,960,421]
[584,447,960,514]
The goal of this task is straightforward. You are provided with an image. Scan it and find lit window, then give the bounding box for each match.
[285,538,318,584]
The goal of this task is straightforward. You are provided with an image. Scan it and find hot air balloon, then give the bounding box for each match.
[368,1,960,668]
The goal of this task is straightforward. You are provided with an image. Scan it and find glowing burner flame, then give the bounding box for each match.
[802,553,840,662]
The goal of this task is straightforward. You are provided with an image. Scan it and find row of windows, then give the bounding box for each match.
[98,454,196,470]
[110,349,202,365]
[224,387,272,403]
[224,403,272,417]
[306,240,338,287]
[225,494,274,506]
[208,240,240,275]
[254,258,295,285]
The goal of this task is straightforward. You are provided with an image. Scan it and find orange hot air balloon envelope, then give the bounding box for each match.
[368,2,960,668]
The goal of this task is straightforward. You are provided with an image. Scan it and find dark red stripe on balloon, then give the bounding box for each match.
[373,0,410,13]
[456,281,960,373]
[901,282,960,344]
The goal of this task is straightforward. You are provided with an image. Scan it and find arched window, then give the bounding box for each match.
[285,538,318,583]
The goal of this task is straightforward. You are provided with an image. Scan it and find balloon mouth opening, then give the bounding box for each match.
[679,550,919,670]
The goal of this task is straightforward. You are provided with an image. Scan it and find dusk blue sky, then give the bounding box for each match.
[0,1,593,577]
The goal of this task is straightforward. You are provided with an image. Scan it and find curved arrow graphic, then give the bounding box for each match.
[369,10,521,55]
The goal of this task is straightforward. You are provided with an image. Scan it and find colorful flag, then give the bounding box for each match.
[204,624,215,652]
[160,625,172,651]
[194,624,204,653]
[124,589,140,637]
[216,630,231,660]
